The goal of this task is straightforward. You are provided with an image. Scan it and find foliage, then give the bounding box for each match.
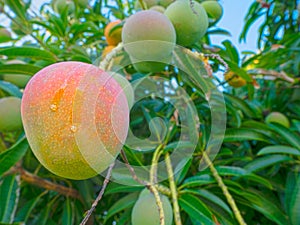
[0,0,300,224]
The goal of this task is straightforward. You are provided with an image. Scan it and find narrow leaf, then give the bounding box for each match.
[257,145,300,156]
[286,172,300,225]
[0,64,41,76]
[179,193,214,224]
[181,175,215,189]
[245,154,293,173]
[269,123,300,150]
[0,81,22,98]
[0,175,20,223]
[15,193,45,222]
[4,0,27,21]
[0,137,28,177]
[224,128,272,143]
[104,192,139,223]
[190,189,232,216]
[0,47,57,62]
[62,198,74,225]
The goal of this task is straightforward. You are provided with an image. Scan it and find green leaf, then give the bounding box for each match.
[104,192,139,223]
[105,183,142,195]
[180,175,215,189]
[0,137,29,177]
[285,172,300,225]
[242,120,276,138]
[4,0,27,21]
[0,47,57,62]
[240,190,288,225]
[116,208,131,225]
[0,222,24,225]
[164,141,195,152]
[0,64,41,76]
[62,198,74,225]
[48,15,66,37]
[239,2,262,42]
[15,193,45,222]
[224,94,257,118]
[224,128,272,143]
[213,166,272,189]
[175,158,191,185]
[215,166,247,176]
[225,61,253,82]
[0,81,23,98]
[244,174,273,189]
[222,40,239,64]
[179,193,214,224]
[269,123,300,150]
[245,154,293,173]
[0,36,13,44]
[206,28,231,36]
[111,167,142,186]
[190,189,232,216]
[226,102,242,127]
[257,145,300,156]
[34,197,57,225]
[0,175,20,223]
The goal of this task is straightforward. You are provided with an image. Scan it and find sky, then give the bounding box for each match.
[1,0,263,53]
[210,0,263,52]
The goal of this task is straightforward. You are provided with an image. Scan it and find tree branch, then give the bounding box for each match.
[248,68,294,83]
[6,166,82,200]
[165,153,182,225]
[202,152,247,225]
[80,162,115,225]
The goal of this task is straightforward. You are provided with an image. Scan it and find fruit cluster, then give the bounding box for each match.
[0,0,224,180]
[103,0,223,72]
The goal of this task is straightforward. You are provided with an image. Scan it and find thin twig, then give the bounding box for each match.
[120,149,171,195]
[5,166,82,200]
[165,153,182,225]
[138,0,147,9]
[148,184,165,225]
[80,162,115,225]
[99,43,123,71]
[120,149,147,186]
[202,152,247,225]
[150,144,164,184]
[248,68,294,83]
[204,53,229,73]
[149,144,165,225]
[3,11,58,60]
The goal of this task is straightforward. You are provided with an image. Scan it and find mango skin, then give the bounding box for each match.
[0,97,22,132]
[122,10,176,61]
[51,0,75,14]
[201,0,223,25]
[132,188,173,225]
[224,71,247,88]
[21,62,129,180]
[265,112,290,128]
[104,20,122,46]
[111,73,135,109]
[164,0,208,46]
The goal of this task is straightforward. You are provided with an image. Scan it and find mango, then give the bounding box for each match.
[0,97,22,132]
[21,62,129,180]
[164,0,208,46]
[132,188,173,225]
